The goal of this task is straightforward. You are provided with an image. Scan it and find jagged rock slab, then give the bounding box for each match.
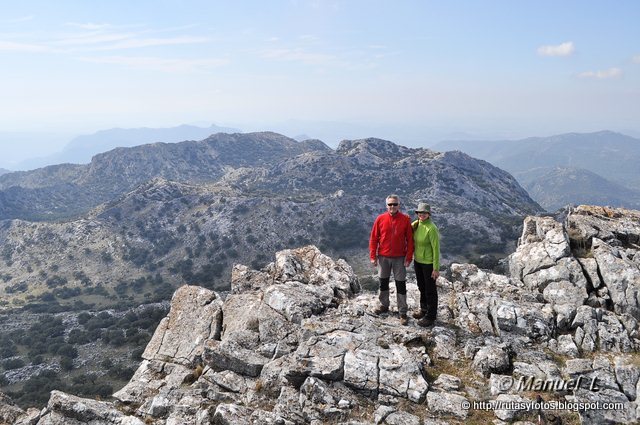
[38,391,144,424]
[142,285,223,365]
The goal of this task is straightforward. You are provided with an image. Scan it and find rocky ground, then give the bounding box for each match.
[0,205,638,424]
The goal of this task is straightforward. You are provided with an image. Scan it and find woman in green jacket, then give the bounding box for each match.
[411,202,440,327]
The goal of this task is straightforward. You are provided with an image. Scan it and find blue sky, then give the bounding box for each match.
[1,0,639,164]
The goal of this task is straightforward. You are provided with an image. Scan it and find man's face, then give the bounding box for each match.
[386,198,399,215]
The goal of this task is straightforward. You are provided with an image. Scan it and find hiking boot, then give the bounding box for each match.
[418,317,435,327]
[373,304,389,315]
[399,314,409,326]
[412,310,427,320]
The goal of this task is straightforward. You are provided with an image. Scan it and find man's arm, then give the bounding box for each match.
[369,217,379,266]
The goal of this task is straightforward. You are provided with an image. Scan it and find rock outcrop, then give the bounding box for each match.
[3,206,639,424]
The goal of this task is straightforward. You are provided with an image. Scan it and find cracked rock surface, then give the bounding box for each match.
[3,207,640,424]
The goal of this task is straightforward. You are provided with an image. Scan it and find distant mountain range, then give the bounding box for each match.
[0,131,541,309]
[434,130,640,211]
[519,167,640,211]
[14,124,240,170]
[0,169,9,176]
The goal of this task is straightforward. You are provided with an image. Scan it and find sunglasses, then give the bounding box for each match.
[387,203,399,206]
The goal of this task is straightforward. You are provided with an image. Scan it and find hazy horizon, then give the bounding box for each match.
[1,0,639,168]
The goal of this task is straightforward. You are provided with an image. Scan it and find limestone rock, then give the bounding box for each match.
[271,245,361,298]
[142,285,223,366]
[432,374,462,392]
[592,237,640,319]
[614,356,640,401]
[114,360,194,406]
[431,327,459,360]
[382,410,421,425]
[553,334,579,357]
[571,305,596,328]
[212,403,252,425]
[576,257,603,288]
[567,388,637,425]
[426,391,469,420]
[38,390,144,425]
[263,282,334,324]
[543,280,588,307]
[11,232,640,425]
[489,374,515,396]
[378,344,429,402]
[509,216,570,281]
[230,264,272,293]
[203,339,270,377]
[493,394,531,421]
[0,392,25,425]
[472,345,510,377]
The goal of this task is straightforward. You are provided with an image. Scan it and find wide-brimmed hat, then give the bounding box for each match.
[415,202,431,213]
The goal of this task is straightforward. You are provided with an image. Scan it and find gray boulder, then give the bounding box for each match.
[426,391,469,420]
[0,392,26,425]
[614,356,640,401]
[592,237,640,319]
[38,391,144,425]
[142,285,223,366]
[472,345,511,377]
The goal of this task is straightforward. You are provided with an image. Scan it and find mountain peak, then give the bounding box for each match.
[336,137,414,160]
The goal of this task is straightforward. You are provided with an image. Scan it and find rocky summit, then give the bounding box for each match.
[1,205,639,425]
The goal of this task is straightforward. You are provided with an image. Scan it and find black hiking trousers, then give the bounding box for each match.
[414,261,437,319]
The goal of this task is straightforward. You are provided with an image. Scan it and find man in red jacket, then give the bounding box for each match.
[369,194,414,325]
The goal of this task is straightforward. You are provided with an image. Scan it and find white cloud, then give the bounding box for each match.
[537,41,575,57]
[0,40,48,52]
[97,36,209,50]
[65,22,113,30]
[79,55,229,73]
[299,34,320,42]
[577,67,622,79]
[261,48,336,65]
[17,22,211,54]
[53,32,135,46]
[4,15,34,24]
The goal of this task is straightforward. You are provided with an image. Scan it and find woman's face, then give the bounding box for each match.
[417,212,430,222]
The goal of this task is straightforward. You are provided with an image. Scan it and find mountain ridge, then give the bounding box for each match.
[433,130,640,210]
[518,166,640,211]
[14,124,241,170]
[0,132,329,220]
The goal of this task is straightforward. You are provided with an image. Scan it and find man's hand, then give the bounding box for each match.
[404,259,412,267]
[371,258,377,267]
[431,270,440,280]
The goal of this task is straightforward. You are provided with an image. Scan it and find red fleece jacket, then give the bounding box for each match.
[369,211,414,262]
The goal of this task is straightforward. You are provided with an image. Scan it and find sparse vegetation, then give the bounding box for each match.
[0,305,167,409]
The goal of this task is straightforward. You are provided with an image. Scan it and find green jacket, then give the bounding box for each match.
[412,219,440,270]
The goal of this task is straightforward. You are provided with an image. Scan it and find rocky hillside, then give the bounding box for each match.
[434,130,640,211]
[2,205,638,424]
[0,132,327,221]
[519,167,640,211]
[0,132,532,222]
[0,134,541,310]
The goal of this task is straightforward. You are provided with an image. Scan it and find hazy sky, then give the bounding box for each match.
[1,0,639,161]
